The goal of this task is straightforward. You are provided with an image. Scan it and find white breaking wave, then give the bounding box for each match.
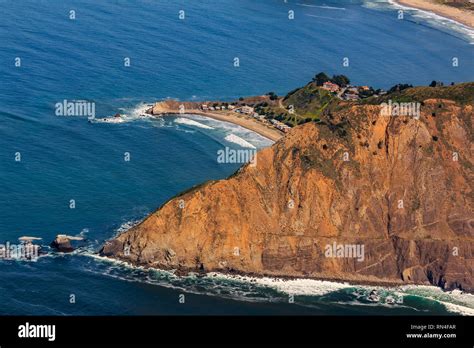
[206,272,351,296]
[440,301,474,316]
[90,103,155,125]
[174,117,214,130]
[224,134,256,149]
[397,284,474,316]
[188,114,273,147]
[90,117,126,124]
[210,273,474,315]
[127,103,154,119]
[82,245,474,315]
[115,219,143,235]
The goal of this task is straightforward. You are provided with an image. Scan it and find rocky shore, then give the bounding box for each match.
[101,83,474,292]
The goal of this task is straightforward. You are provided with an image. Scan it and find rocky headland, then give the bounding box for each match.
[101,81,474,292]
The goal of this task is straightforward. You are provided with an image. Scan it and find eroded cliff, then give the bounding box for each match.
[102,85,473,291]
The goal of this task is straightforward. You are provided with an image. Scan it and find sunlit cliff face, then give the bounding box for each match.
[102,96,474,292]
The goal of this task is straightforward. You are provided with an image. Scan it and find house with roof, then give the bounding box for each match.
[322,82,340,93]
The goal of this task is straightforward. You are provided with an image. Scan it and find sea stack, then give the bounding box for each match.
[50,235,74,252]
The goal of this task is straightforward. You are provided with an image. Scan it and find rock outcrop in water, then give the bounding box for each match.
[101,83,474,292]
[51,235,84,252]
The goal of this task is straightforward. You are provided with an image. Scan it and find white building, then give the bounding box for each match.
[241,106,254,114]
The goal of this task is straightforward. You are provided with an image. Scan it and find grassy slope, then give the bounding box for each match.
[283,82,338,119]
[363,82,474,105]
[254,82,340,126]
[252,81,473,128]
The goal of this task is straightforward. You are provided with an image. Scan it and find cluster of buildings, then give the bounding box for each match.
[342,85,372,101]
[240,106,291,133]
[321,81,386,101]
[321,81,340,93]
[201,104,236,111]
[192,79,390,137]
[201,103,291,134]
[270,119,291,133]
[342,86,363,101]
[239,106,255,115]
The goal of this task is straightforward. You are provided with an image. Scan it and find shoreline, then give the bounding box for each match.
[147,101,285,142]
[97,252,474,305]
[98,253,405,289]
[392,0,474,29]
[100,87,474,308]
[167,111,283,142]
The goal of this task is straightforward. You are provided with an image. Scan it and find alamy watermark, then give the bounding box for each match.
[380,99,420,119]
[18,322,55,341]
[217,147,257,167]
[0,241,40,261]
[55,99,95,119]
[325,242,365,262]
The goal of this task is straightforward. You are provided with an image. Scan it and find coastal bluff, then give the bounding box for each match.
[102,85,474,292]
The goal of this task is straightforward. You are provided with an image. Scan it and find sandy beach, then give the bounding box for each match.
[149,101,284,142]
[394,0,474,28]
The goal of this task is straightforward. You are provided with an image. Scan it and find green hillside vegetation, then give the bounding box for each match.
[251,75,473,129]
[283,82,337,116]
[254,81,340,126]
[363,82,474,105]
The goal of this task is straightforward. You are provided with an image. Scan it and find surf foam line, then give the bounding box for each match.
[383,0,474,43]
[173,113,272,147]
[81,252,355,303]
[224,134,256,149]
[81,248,352,298]
[79,253,276,303]
[396,285,474,316]
[174,117,214,130]
[80,217,474,314]
[208,273,474,315]
[205,272,352,296]
[189,114,274,146]
[78,248,474,314]
[126,102,154,119]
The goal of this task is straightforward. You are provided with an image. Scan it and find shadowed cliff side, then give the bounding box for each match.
[102,84,474,292]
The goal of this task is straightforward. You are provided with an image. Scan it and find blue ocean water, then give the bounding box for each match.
[0,0,473,315]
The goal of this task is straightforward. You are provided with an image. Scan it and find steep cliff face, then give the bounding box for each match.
[102,92,473,291]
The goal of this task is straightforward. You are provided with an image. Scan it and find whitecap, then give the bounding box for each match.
[440,301,474,316]
[187,114,273,147]
[396,284,474,316]
[224,134,257,149]
[89,117,126,124]
[206,272,350,296]
[174,117,214,130]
